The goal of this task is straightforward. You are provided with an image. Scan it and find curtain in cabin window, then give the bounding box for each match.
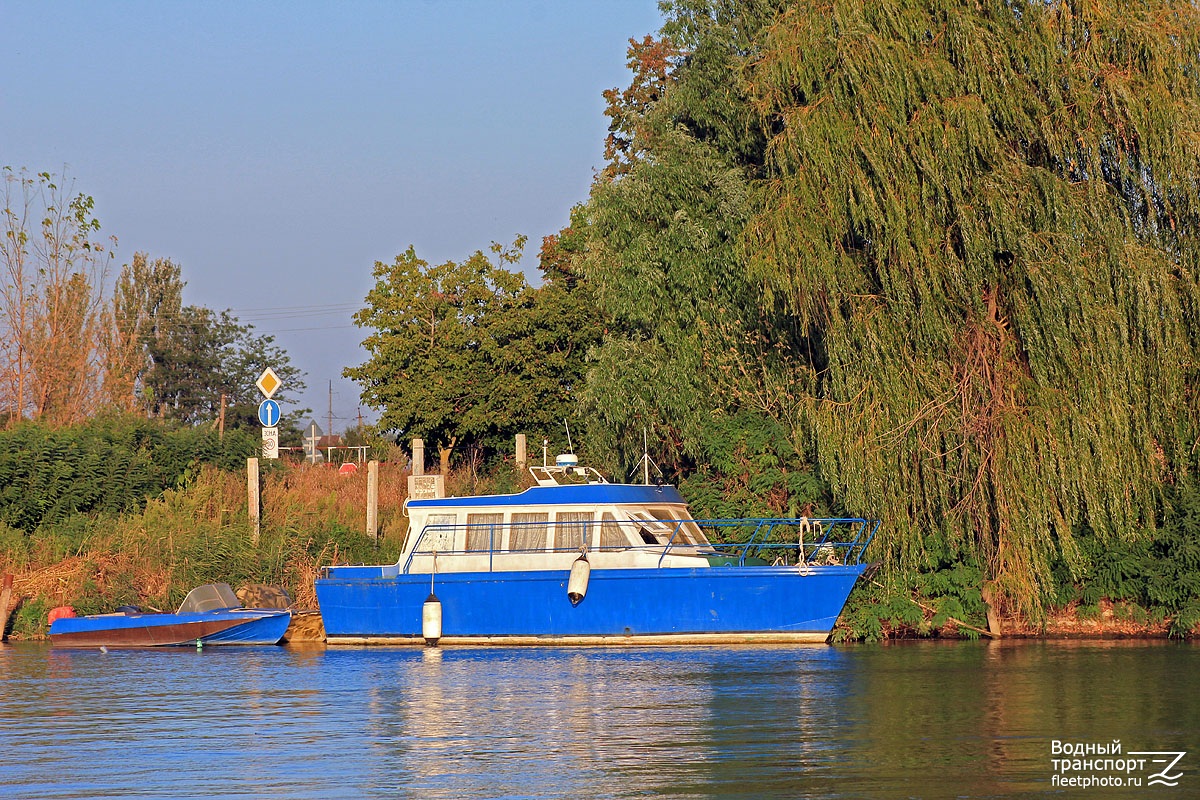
[555,511,592,552]
[465,513,504,552]
[510,512,549,552]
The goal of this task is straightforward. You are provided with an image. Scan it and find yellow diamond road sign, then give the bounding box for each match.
[256,367,282,399]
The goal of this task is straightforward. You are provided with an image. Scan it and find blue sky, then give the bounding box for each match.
[2,0,664,431]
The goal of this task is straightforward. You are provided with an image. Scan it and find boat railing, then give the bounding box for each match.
[399,517,878,574]
[679,517,879,568]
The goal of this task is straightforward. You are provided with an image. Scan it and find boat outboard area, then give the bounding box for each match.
[315,455,879,646]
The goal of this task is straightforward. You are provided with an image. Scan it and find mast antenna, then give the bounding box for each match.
[643,427,650,485]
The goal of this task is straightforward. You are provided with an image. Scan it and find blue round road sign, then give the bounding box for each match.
[258,399,281,427]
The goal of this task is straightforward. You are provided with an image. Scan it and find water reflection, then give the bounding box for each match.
[0,640,1195,798]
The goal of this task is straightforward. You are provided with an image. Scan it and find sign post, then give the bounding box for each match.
[256,369,283,460]
[304,422,323,464]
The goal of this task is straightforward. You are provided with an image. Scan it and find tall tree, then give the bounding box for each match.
[741,0,1200,614]
[579,0,816,506]
[580,0,1200,616]
[143,305,304,428]
[0,168,114,425]
[347,237,600,472]
[101,253,184,412]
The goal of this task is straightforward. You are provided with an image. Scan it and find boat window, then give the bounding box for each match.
[419,514,458,552]
[627,510,700,546]
[599,512,629,550]
[627,511,669,545]
[465,513,504,552]
[647,507,701,545]
[555,511,592,552]
[510,512,549,552]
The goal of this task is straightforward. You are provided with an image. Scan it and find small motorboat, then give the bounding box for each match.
[49,583,292,648]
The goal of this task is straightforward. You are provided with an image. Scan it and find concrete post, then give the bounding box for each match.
[366,460,379,540]
[516,433,527,469]
[247,457,260,545]
[412,438,425,476]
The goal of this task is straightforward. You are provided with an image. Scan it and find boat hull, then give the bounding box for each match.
[49,609,292,648]
[316,565,866,645]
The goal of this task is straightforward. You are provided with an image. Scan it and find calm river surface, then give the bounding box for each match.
[1,640,1196,798]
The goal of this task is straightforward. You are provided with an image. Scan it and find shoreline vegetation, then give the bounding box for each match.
[2,451,1194,643]
[6,2,1200,644]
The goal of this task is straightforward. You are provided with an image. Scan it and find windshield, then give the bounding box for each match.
[176,583,241,614]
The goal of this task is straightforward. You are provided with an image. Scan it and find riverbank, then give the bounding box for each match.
[2,460,1196,643]
[2,564,1186,643]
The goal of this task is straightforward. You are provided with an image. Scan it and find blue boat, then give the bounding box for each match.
[317,455,877,646]
[49,583,292,648]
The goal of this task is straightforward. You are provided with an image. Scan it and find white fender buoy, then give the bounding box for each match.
[422,592,442,646]
[567,553,591,605]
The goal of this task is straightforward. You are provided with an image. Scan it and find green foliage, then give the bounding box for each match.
[11,596,49,639]
[145,304,306,428]
[743,0,1200,614]
[678,411,830,519]
[1076,483,1200,637]
[0,417,256,532]
[347,236,601,467]
[578,0,1200,619]
[834,559,989,642]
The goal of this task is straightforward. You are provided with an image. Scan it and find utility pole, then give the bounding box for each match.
[327,380,333,446]
[218,393,227,441]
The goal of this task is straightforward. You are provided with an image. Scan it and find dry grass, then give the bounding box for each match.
[265,461,412,541]
[0,460,416,637]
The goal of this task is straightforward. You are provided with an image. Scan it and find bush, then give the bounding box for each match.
[1076,482,1200,637]
[0,416,256,533]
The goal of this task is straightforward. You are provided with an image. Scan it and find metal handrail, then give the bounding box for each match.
[399,517,878,574]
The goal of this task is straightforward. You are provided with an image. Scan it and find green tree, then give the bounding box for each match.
[579,0,817,510]
[101,252,184,413]
[579,0,1200,617]
[145,305,305,429]
[347,237,600,471]
[741,0,1200,614]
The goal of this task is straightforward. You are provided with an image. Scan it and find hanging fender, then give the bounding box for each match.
[567,551,591,605]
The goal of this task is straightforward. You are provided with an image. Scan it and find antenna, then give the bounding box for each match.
[564,420,574,453]
[643,427,650,485]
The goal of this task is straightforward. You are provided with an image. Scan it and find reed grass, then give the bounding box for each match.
[0,462,410,638]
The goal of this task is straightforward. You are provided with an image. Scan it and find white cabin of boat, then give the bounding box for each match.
[398,455,718,575]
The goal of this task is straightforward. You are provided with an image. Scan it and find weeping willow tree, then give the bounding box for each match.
[581,0,1200,618]
[740,0,1200,614]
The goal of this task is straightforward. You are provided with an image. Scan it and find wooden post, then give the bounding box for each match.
[515,433,527,469]
[366,460,379,540]
[0,573,13,642]
[412,438,425,476]
[247,457,260,545]
[981,583,1003,638]
[218,393,227,440]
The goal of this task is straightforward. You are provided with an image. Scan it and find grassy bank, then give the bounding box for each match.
[1,458,1194,642]
[0,462,413,639]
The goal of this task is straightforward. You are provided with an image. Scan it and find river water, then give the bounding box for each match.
[1,640,1195,798]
